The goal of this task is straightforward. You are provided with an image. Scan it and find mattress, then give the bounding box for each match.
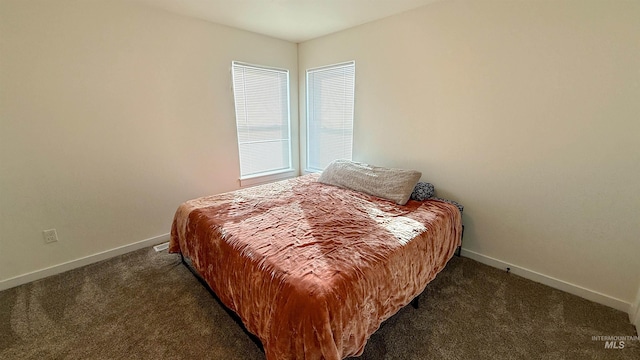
[169,174,462,359]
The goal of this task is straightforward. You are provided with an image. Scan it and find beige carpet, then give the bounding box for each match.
[1,247,638,359]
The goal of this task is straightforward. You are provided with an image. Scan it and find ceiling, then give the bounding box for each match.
[132,0,441,43]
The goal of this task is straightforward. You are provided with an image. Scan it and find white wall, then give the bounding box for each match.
[299,0,640,308]
[0,0,298,285]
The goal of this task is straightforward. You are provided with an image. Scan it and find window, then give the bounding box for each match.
[232,61,292,180]
[306,61,355,172]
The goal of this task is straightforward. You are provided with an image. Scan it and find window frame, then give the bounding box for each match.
[305,61,356,173]
[231,61,294,185]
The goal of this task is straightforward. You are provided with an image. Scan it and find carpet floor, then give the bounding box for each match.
[0,247,637,359]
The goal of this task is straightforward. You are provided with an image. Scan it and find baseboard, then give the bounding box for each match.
[631,287,640,335]
[0,233,170,292]
[460,248,631,314]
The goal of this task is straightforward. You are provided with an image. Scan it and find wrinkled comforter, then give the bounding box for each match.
[169,174,461,359]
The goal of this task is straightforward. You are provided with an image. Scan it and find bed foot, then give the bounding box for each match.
[455,224,465,257]
[411,295,420,309]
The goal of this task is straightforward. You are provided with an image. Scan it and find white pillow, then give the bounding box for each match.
[317,160,421,205]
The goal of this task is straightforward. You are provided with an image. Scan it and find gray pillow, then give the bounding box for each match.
[317,159,421,205]
[410,182,435,201]
[433,197,464,214]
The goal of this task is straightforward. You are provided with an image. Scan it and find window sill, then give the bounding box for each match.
[239,169,297,188]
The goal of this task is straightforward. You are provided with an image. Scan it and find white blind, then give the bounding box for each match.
[306,61,355,172]
[232,62,291,178]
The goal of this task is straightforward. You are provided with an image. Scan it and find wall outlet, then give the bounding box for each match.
[43,229,58,244]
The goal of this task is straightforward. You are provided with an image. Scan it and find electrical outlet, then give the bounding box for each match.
[43,229,58,244]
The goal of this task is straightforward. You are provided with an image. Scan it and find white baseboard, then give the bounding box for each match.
[631,287,640,335]
[460,248,631,314]
[0,233,170,292]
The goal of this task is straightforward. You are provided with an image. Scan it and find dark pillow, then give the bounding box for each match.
[410,182,435,201]
[433,197,464,214]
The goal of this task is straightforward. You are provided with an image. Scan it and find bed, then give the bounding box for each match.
[169,172,462,360]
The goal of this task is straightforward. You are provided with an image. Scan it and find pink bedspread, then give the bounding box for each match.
[169,174,461,359]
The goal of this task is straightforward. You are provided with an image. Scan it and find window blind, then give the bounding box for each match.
[232,62,291,178]
[306,61,355,172]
